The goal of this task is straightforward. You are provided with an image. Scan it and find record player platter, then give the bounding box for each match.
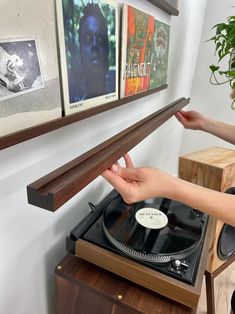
[67,190,211,308]
[102,195,203,264]
[67,190,209,285]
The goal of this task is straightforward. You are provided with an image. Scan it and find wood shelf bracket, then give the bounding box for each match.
[27,97,189,211]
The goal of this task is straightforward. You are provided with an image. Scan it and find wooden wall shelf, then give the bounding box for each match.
[148,0,179,16]
[27,97,189,211]
[0,85,167,151]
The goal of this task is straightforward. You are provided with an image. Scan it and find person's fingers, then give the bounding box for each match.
[175,111,181,120]
[116,166,142,182]
[178,110,190,117]
[101,169,131,193]
[175,111,186,123]
[123,153,134,168]
[176,109,192,124]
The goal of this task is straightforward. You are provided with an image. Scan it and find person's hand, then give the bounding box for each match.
[175,110,207,130]
[102,154,171,203]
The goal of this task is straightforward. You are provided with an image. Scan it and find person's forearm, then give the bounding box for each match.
[202,117,235,145]
[162,175,235,226]
[102,164,235,226]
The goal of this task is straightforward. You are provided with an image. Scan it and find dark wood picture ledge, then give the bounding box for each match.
[27,97,189,211]
[0,85,167,151]
[148,0,179,16]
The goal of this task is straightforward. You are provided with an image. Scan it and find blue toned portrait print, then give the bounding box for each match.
[62,0,116,103]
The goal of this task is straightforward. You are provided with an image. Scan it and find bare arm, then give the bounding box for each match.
[167,175,235,226]
[103,159,235,227]
[176,110,235,145]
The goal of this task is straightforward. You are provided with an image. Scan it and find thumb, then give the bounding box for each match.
[111,164,140,180]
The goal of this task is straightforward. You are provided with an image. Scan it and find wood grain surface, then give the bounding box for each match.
[0,85,167,150]
[27,97,189,211]
[179,146,235,273]
[74,215,213,309]
[55,254,195,314]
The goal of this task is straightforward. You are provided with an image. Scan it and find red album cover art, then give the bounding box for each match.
[121,4,154,98]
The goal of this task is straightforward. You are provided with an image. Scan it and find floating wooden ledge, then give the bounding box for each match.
[148,0,179,16]
[27,97,189,211]
[0,85,167,151]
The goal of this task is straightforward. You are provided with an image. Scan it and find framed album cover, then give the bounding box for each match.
[120,4,154,98]
[56,0,119,116]
[0,0,62,137]
[149,20,170,90]
[0,39,44,101]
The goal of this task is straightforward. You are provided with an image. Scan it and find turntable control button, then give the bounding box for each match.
[180,261,189,270]
[172,260,189,271]
[174,260,181,268]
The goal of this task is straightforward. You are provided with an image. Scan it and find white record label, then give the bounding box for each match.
[135,207,168,229]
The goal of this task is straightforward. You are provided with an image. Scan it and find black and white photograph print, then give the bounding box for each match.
[0,39,44,101]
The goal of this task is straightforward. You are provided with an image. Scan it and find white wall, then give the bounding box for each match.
[180,0,235,155]
[0,1,207,313]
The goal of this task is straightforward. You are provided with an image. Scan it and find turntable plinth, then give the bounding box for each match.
[55,254,195,314]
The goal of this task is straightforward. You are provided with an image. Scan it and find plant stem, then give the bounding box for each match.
[210,72,231,85]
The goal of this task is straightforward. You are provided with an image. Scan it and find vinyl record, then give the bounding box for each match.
[102,195,203,263]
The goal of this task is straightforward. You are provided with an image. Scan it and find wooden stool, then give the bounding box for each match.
[55,254,196,314]
[179,146,235,314]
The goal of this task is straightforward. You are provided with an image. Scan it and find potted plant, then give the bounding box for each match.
[209,16,235,108]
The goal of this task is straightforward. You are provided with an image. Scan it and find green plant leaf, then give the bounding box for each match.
[231,99,235,110]
[209,65,220,72]
[215,42,222,50]
[226,70,235,77]
[231,61,235,68]
[228,16,235,21]
[205,35,217,42]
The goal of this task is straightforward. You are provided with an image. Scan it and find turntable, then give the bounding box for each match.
[66,189,213,309]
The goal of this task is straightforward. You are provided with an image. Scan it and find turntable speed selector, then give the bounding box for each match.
[172,260,189,271]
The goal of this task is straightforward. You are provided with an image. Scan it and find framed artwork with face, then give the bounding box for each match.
[56,0,119,116]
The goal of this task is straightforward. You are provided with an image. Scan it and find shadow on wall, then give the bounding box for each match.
[167,1,207,100]
[44,177,110,313]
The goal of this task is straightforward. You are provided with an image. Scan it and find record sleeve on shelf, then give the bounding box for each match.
[120,4,154,98]
[149,20,170,90]
[0,0,62,137]
[56,0,119,116]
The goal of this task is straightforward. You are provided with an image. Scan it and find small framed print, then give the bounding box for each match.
[120,4,154,98]
[56,0,119,116]
[149,20,170,90]
[0,39,44,101]
[120,4,170,98]
[0,0,62,138]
